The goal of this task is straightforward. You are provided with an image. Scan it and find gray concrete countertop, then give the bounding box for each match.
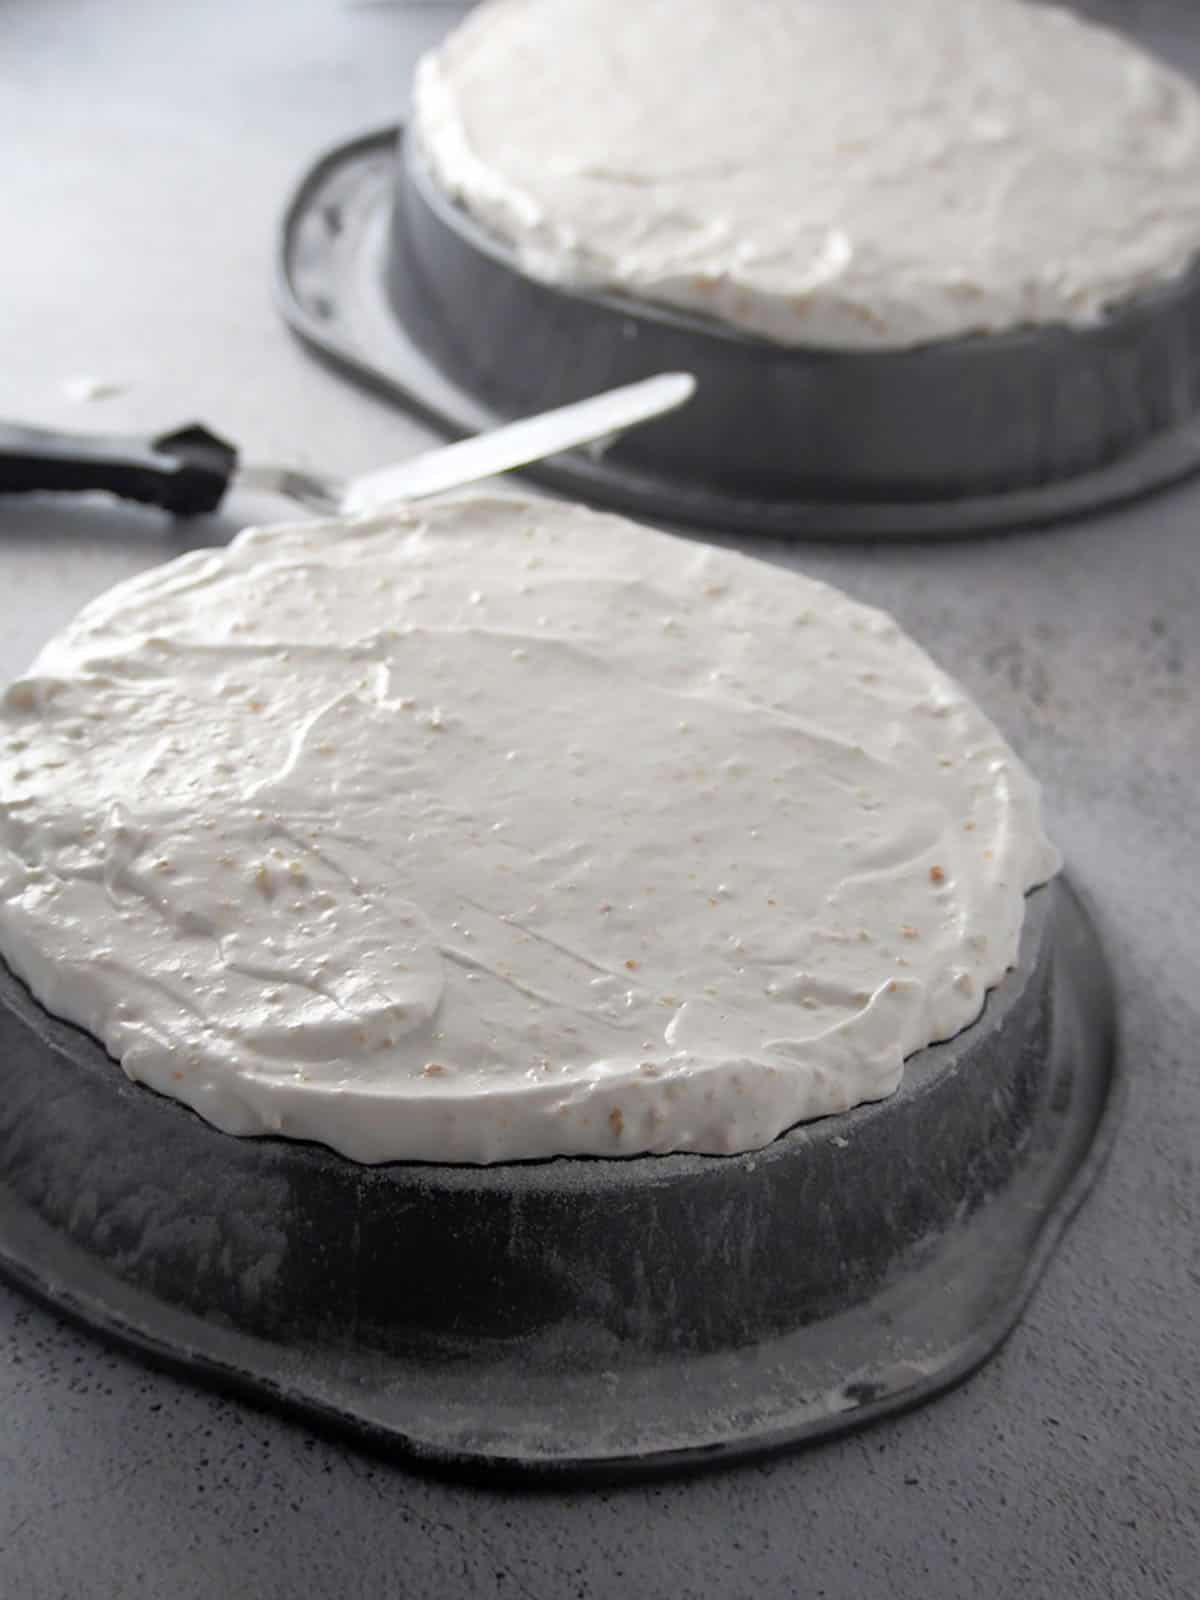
[0,3,1196,1596]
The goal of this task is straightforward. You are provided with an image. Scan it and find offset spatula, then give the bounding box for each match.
[0,373,696,518]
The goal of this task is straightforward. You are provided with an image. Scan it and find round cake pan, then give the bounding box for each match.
[276,127,1200,539]
[0,878,1120,1480]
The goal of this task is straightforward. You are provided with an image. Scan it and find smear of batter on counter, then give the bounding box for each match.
[0,496,1057,1163]
[62,375,127,403]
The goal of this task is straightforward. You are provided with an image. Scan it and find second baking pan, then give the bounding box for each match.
[278,127,1200,538]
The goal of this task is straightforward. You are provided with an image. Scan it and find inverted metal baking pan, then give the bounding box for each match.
[0,877,1120,1481]
[277,127,1200,539]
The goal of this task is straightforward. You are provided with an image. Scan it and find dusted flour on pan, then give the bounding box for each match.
[0,497,1057,1163]
[413,0,1200,349]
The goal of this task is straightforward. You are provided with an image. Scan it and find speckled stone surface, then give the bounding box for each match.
[0,2,1196,1596]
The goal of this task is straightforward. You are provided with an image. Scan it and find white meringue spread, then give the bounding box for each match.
[413,0,1200,349]
[0,497,1057,1163]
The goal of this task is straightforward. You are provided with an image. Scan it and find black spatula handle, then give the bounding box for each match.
[0,421,238,516]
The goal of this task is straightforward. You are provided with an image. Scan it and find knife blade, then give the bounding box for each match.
[338,372,696,514]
